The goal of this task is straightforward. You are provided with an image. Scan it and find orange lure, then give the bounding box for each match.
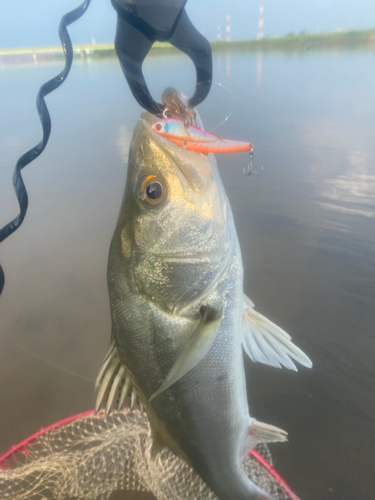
[152,118,254,154]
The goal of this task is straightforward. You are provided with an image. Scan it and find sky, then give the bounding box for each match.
[0,0,375,48]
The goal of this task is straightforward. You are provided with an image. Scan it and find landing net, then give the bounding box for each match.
[0,410,298,500]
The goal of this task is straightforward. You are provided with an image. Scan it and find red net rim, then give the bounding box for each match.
[0,409,300,500]
[0,410,95,466]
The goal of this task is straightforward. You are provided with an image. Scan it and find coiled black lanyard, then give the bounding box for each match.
[0,0,212,296]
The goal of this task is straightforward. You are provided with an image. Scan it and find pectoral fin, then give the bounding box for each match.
[242,294,312,370]
[150,305,222,401]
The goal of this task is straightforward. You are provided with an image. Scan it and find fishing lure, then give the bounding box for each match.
[152,118,257,175]
[152,118,253,151]
[152,118,217,143]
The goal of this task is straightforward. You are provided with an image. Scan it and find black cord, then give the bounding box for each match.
[0,0,91,296]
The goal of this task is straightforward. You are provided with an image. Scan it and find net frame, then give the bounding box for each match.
[0,409,300,500]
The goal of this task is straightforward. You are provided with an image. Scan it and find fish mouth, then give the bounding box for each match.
[140,115,213,191]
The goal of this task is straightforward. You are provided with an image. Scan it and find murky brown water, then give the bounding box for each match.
[0,49,375,500]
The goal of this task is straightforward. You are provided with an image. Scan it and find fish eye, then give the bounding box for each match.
[146,182,163,200]
[136,174,167,209]
[155,123,163,132]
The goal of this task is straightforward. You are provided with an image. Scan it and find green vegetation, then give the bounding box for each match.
[1,29,375,58]
[210,28,375,52]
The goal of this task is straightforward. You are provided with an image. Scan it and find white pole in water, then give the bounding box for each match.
[226,13,231,41]
[257,2,264,40]
[217,25,221,41]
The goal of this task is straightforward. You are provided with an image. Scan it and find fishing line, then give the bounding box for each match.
[0,0,92,297]
[207,83,263,176]
[195,80,235,133]
[207,82,235,134]
[196,80,263,176]
[4,336,94,383]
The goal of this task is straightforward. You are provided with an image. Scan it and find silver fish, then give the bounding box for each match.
[96,110,312,500]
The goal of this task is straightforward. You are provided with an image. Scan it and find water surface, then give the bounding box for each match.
[0,49,374,500]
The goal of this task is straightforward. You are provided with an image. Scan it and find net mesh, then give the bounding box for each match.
[0,410,295,500]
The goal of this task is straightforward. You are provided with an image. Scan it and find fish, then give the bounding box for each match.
[152,118,253,154]
[95,110,312,500]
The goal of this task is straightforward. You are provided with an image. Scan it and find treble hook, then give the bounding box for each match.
[243,150,263,176]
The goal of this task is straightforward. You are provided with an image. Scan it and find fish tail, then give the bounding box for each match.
[206,464,274,500]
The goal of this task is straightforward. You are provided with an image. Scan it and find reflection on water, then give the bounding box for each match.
[0,52,63,70]
[318,150,375,219]
[0,50,375,500]
[117,125,132,164]
[226,51,231,80]
[257,52,262,86]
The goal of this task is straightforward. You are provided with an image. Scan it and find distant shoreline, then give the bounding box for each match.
[213,29,375,51]
[1,28,375,59]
